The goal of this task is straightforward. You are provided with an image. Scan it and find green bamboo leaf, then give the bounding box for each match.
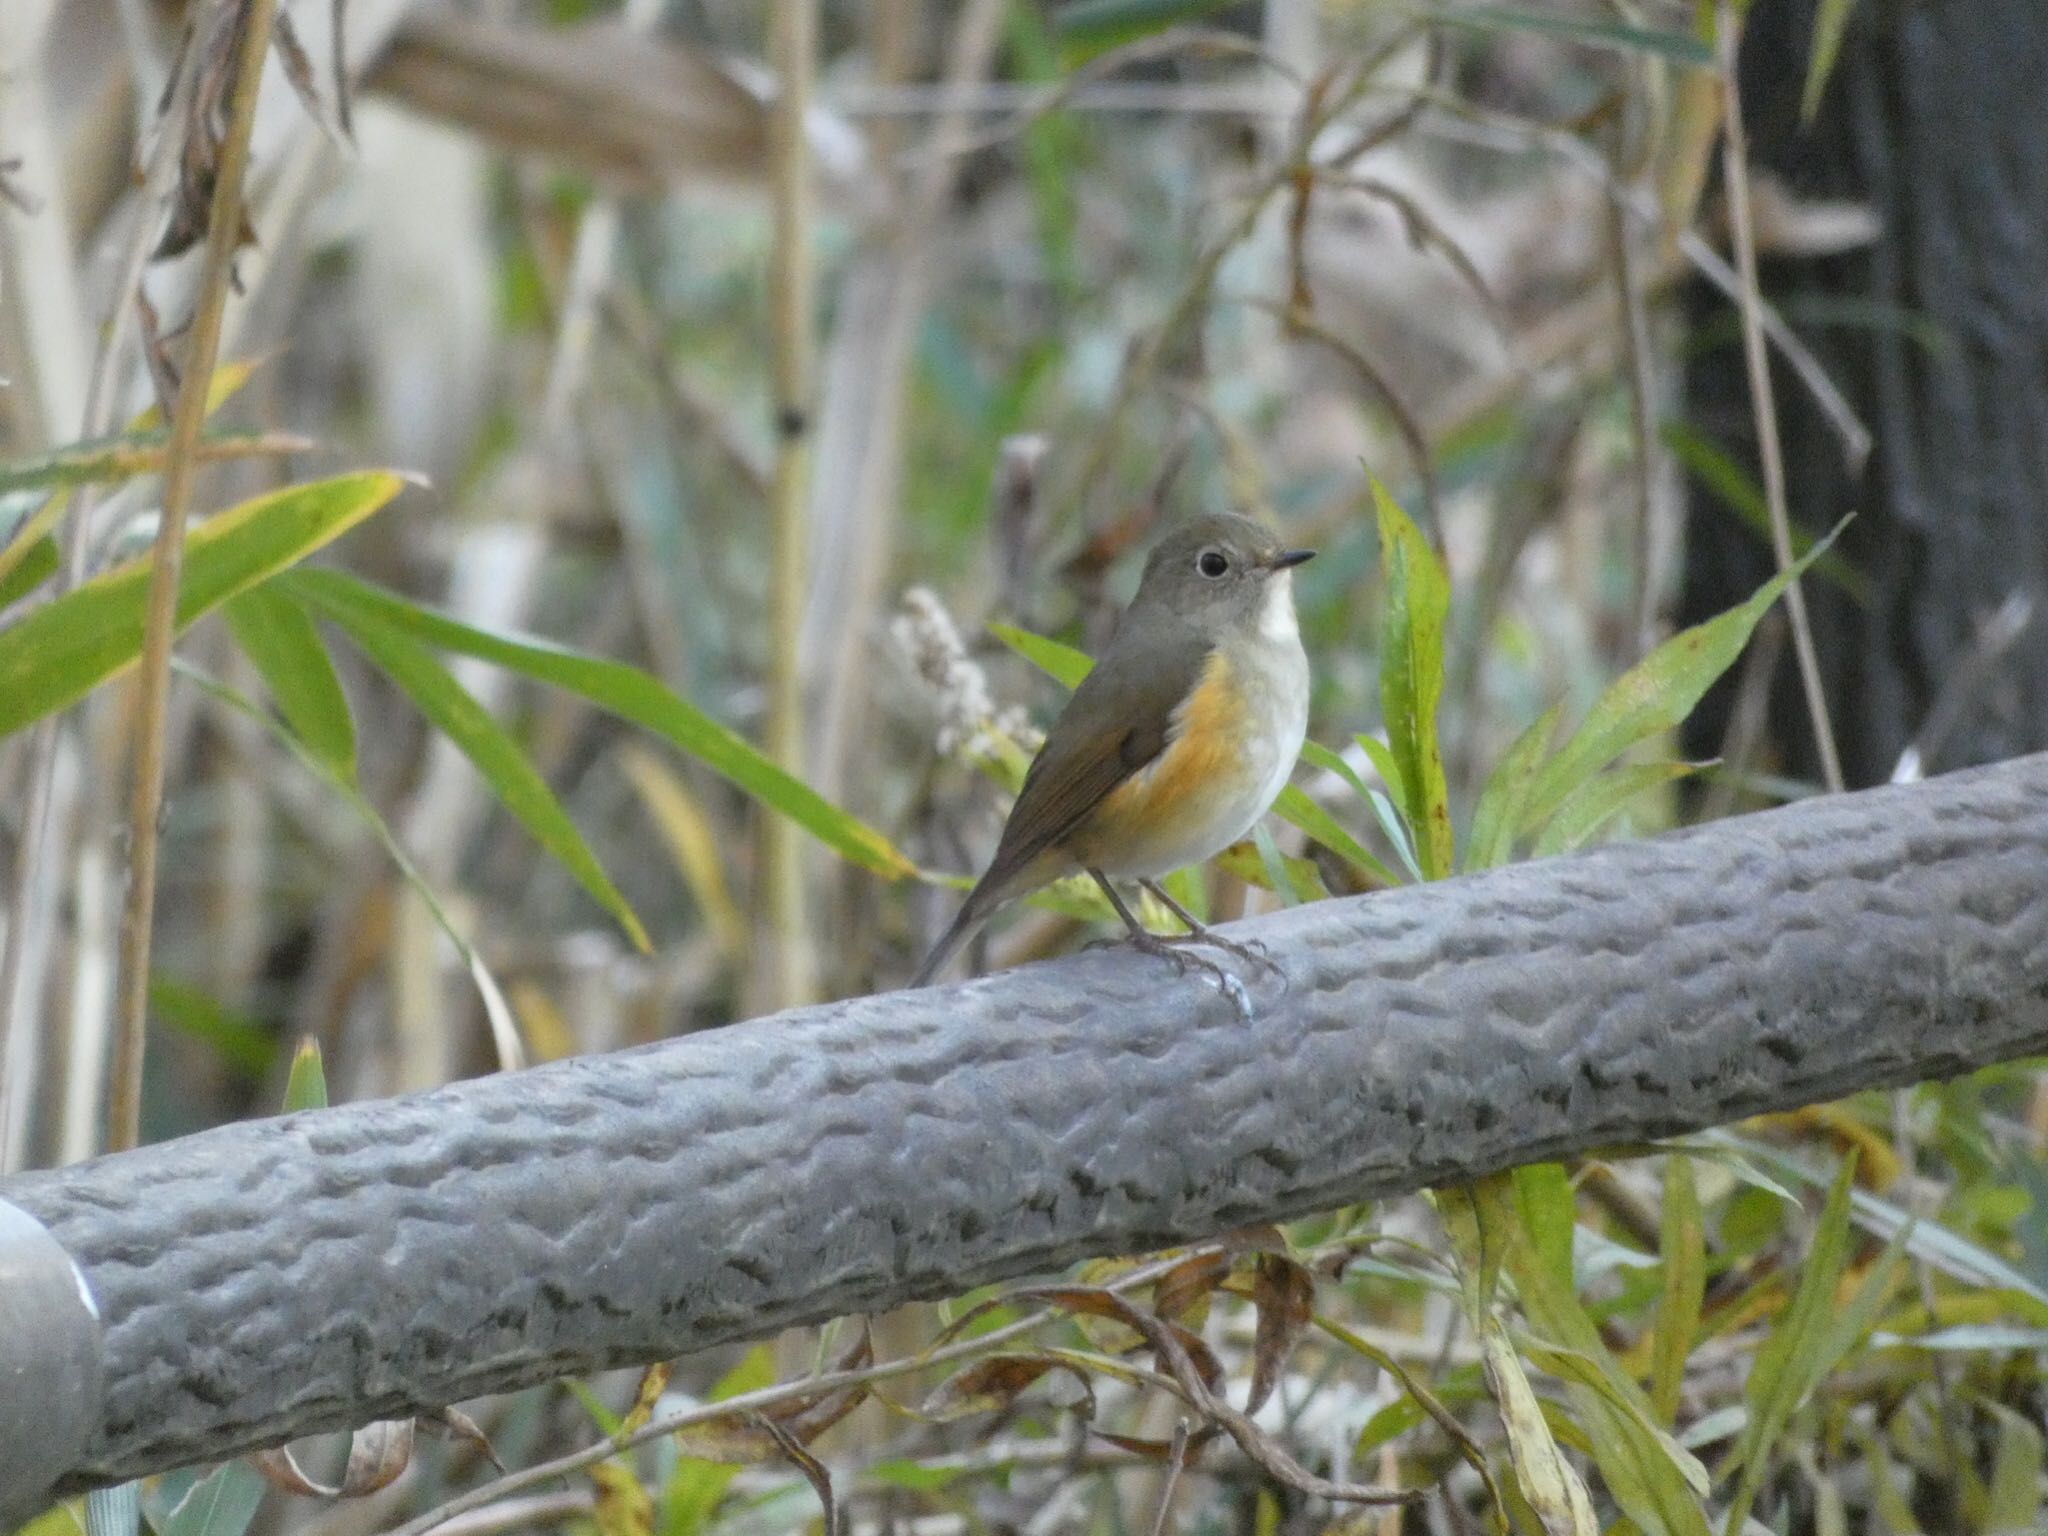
[988,620,1092,688]
[280,570,917,882]
[1274,785,1400,887]
[1465,703,1563,872]
[159,1463,266,1536]
[1371,476,1453,880]
[1353,733,1407,811]
[318,598,650,952]
[992,620,1398,886]
[1659,423,1866,601]
[1651,1156,1706,1428]
[1801,0,1861,122]
[179,658,526,1063]
[147,977,276,1079]
[1531,761,1698,860]
[1481,1324,1599,1536]
[1498,1192,1713,1535]
[1051,0,1232,63]
[0,472,402,738]
[1983,1403,2045,1534]
[1725,1153,1905,1536]
[224,582,356,781]
[282,1038,329,1112]
[1433,4,1714,65]
[0,532,57,611]
[1519,1340,1714,1536]
[1299,737,1372,802]
[1521,521,1846,834]
[0,489,66,594]
[0,427,306,498]
[1512,1164,1576,1293]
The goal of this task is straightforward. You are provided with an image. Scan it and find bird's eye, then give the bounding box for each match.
[1196,549,1229,578]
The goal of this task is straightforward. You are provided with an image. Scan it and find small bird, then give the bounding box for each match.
[913,510,1313,989]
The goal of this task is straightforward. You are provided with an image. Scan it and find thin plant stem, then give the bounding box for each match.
[1145,1421,1194,1536]
[385,1248,1212,1536]
[1716,2,1845,794]
[108,0,281,1152]
[1605,186,1661,660]
[754,0,818,1009]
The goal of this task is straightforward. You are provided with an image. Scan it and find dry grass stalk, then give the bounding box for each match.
[1714,2,1844,794]
[753,0,819,1010]
[108,0,281,1153]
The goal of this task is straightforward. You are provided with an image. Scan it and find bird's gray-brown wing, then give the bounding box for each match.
[973,619,1209,902]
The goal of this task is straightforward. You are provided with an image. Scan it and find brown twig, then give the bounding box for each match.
[1715,3,1844,794]
[107,0,281,1153]
[384,1249,1218,1536]
[1145,1421,1194,1536]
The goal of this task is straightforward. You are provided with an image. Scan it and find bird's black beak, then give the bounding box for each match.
[1269,548,1315,570]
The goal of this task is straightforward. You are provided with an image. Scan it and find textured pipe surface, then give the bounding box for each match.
[0,1200,104,1527]
[6,755,2048,1501]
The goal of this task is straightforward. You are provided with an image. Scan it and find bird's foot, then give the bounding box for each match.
[1157,926,1284,981]
[1120,929,1255,1019]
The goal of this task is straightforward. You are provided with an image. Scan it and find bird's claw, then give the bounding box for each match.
[1123,931,1256,1019]
[1158,927,1284,980]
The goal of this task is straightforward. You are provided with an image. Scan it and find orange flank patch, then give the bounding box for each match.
[1069,651,1261,875]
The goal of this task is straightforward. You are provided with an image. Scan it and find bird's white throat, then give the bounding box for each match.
[1259,571,1301,646]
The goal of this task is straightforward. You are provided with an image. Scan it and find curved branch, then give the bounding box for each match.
[3,755,2046,1520]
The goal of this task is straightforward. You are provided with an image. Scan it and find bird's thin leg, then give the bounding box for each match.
[1087,869,1239,994]
[1139,879,1280,976]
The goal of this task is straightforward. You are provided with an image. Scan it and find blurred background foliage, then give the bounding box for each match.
[3,0,2046,1532]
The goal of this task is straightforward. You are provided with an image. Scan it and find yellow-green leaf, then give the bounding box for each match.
[1371,476,1453,880]
[282,1038,328,1113]
[1531,760,1697,859]
[1726,1152,1905,1536]
[0,532,57,611]
[1465,704,1563,872]
[1652,1155,1706,1428]
[1800,0,1861,122]
[280,569,917,882]
[1512,1163,1577,1293]
[224,582,356,781]
[1482,1324,1599,1536]
[1521,520,1846,834]
[988,620,1092,688]
[318,597,650,952]
[0,427,306,498]
[0,472,402,738]
[620,745,745,958]
[0,489,66,593]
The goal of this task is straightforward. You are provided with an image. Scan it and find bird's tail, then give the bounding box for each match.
[908,895,986,988]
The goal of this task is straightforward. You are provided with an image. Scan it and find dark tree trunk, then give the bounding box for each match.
[1680,0,2048,787]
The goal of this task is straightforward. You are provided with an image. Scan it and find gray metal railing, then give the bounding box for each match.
[4,754,2046,1526]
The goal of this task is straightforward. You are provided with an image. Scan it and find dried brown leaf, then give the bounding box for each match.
[331,0,354,136]
[1246,1253,1315,1416]
[250,1419,414,1498]
[918,1354,1056,1422]
[671,1325,872,1462]
[271,8,346,145]
[1153,1249,1230,1329]
[752,1414,839,1536]
[1095,1427,1216,1463]
[365,16,776,191]
[419,1406,503,1471]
